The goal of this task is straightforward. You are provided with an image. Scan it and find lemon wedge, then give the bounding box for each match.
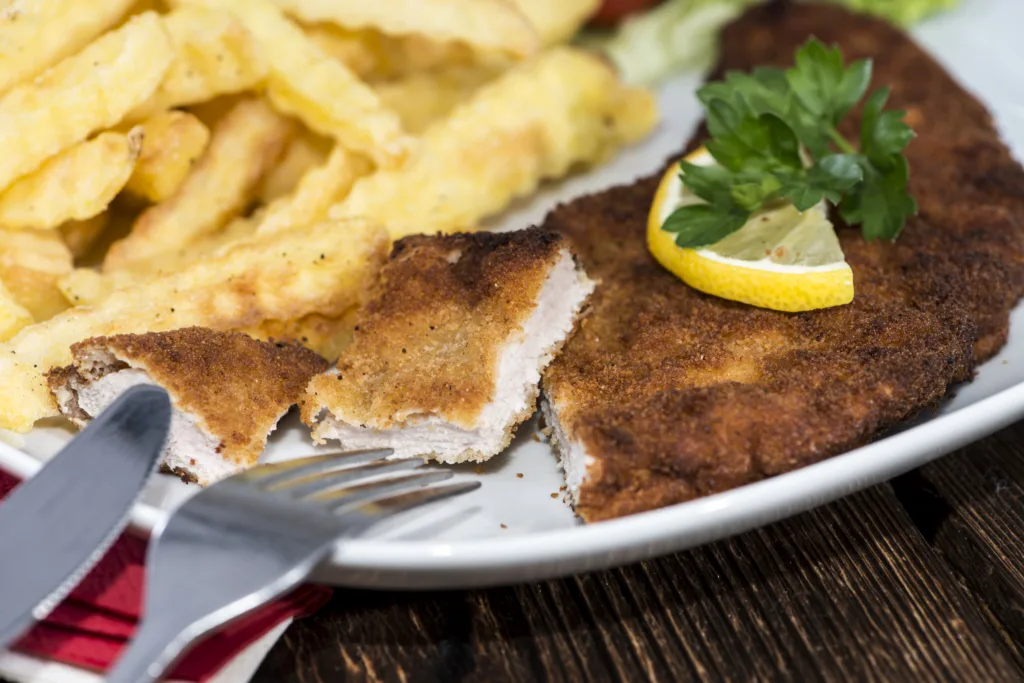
[647,147,854,312]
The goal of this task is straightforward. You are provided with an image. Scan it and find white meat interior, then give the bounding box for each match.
[62,367,233,485]
[315,249,595,463]
[540,394,594,505]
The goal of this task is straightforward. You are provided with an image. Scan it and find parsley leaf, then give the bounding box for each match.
[860,86,915,165]
[840,154,917,240]
[662,204,749,248]
[667,38,917,248]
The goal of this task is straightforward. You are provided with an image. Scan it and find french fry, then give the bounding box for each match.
[65,148,369,304]
[60,214,111,261]
[512,0,600,46]
[104,98,291,271]
[373,66,501,135]
[128,0,167,13]
[126,111,211,203]
[0,229,73,321]
[129,7,269,120]
[303,24,477,80]
[271,0,539,59]
[245,308,359,363]
[57,268,137,308]
[0,12,172,192]
[187,94,247,129]
[0,218,390,432]
[258,129,332,204]
[173,0,414,168]
[0,0,136,97]
[257,145,371,234]
[71,213,259,305]
[302,24,385,78]
[0,130,143,230]
[0,278,33,343]
[331,47,659,238]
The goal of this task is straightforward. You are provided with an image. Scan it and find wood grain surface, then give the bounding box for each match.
[253,422,1024,683]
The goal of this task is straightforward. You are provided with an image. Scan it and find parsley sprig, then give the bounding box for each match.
[662,38,917,248]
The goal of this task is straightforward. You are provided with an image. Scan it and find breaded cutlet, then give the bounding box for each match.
[302,227,594,463]
[47,327,328,485]
[541,1,1024,522]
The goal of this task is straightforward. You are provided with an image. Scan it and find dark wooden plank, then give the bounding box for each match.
[255,482,1020,683]
[893,419,1024,664]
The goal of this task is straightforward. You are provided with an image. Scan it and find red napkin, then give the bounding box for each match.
[0,469,332,681]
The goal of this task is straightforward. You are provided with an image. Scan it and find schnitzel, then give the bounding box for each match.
[302,228,593,463]
[48,327,328,485]
[541,1,1024,522]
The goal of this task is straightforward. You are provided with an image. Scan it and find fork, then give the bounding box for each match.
[105,449,479,683]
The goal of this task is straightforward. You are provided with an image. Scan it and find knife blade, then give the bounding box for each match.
[0,384,171,650]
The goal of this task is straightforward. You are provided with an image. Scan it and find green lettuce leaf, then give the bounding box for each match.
[581,0,961,86]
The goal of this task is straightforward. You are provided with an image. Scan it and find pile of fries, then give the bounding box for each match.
[0,0,658,432]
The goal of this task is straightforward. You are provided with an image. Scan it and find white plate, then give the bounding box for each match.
[2,0,1023,589]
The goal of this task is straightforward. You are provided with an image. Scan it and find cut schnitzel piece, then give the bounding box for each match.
[541,1,1024,522]
[47,327,328,485]
[302,228,594,463]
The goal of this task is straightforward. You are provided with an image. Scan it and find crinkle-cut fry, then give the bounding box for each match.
[57,268,135,308]
[244,308,359,363]
[172,0,414,168]
[58,217,246,308]
[303,24,477,80]
[302,24,387,78]
[512,0,600,46]
[0,278,33,343]
[272,0,539,59]
[0,229,73,321]
[257,146,372,235]
[0,218,389,432]
[0,12,172,192]
[373,66,502,135]
[82,214,258,298]
[104,98,291,271]
[128,7,269,121]
[331,47,659,239]
[258,129,332,204]
[187,94,247,129]
[0,129,143,230]
[128,0,166,13]
[60,214,111,261]
[0,0,136,97]
[126,110,211,203]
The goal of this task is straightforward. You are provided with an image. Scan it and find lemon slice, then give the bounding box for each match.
[647,147,854,312]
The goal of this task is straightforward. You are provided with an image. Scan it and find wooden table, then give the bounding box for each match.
[254,420,1024,682]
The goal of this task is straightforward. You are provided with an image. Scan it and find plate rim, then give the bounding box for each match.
[3,375,1024,588]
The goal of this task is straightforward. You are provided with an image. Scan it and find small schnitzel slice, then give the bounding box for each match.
[47,327,328,485]
[541,2,1024,522]
[302,228,594,463]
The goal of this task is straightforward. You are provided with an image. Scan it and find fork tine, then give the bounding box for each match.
[240,449,394,488]
[349,480,482,519]
[308,470,454,510]
[267,458,425,497]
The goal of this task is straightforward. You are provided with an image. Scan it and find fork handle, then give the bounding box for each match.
[104,613,196,683]
[105,554,321,683]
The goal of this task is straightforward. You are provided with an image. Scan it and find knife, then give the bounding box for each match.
[0,384,171,650]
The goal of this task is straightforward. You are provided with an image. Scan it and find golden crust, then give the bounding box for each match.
[302,228,567,430]
[542,2,1024,522]
[48,327,328,471]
